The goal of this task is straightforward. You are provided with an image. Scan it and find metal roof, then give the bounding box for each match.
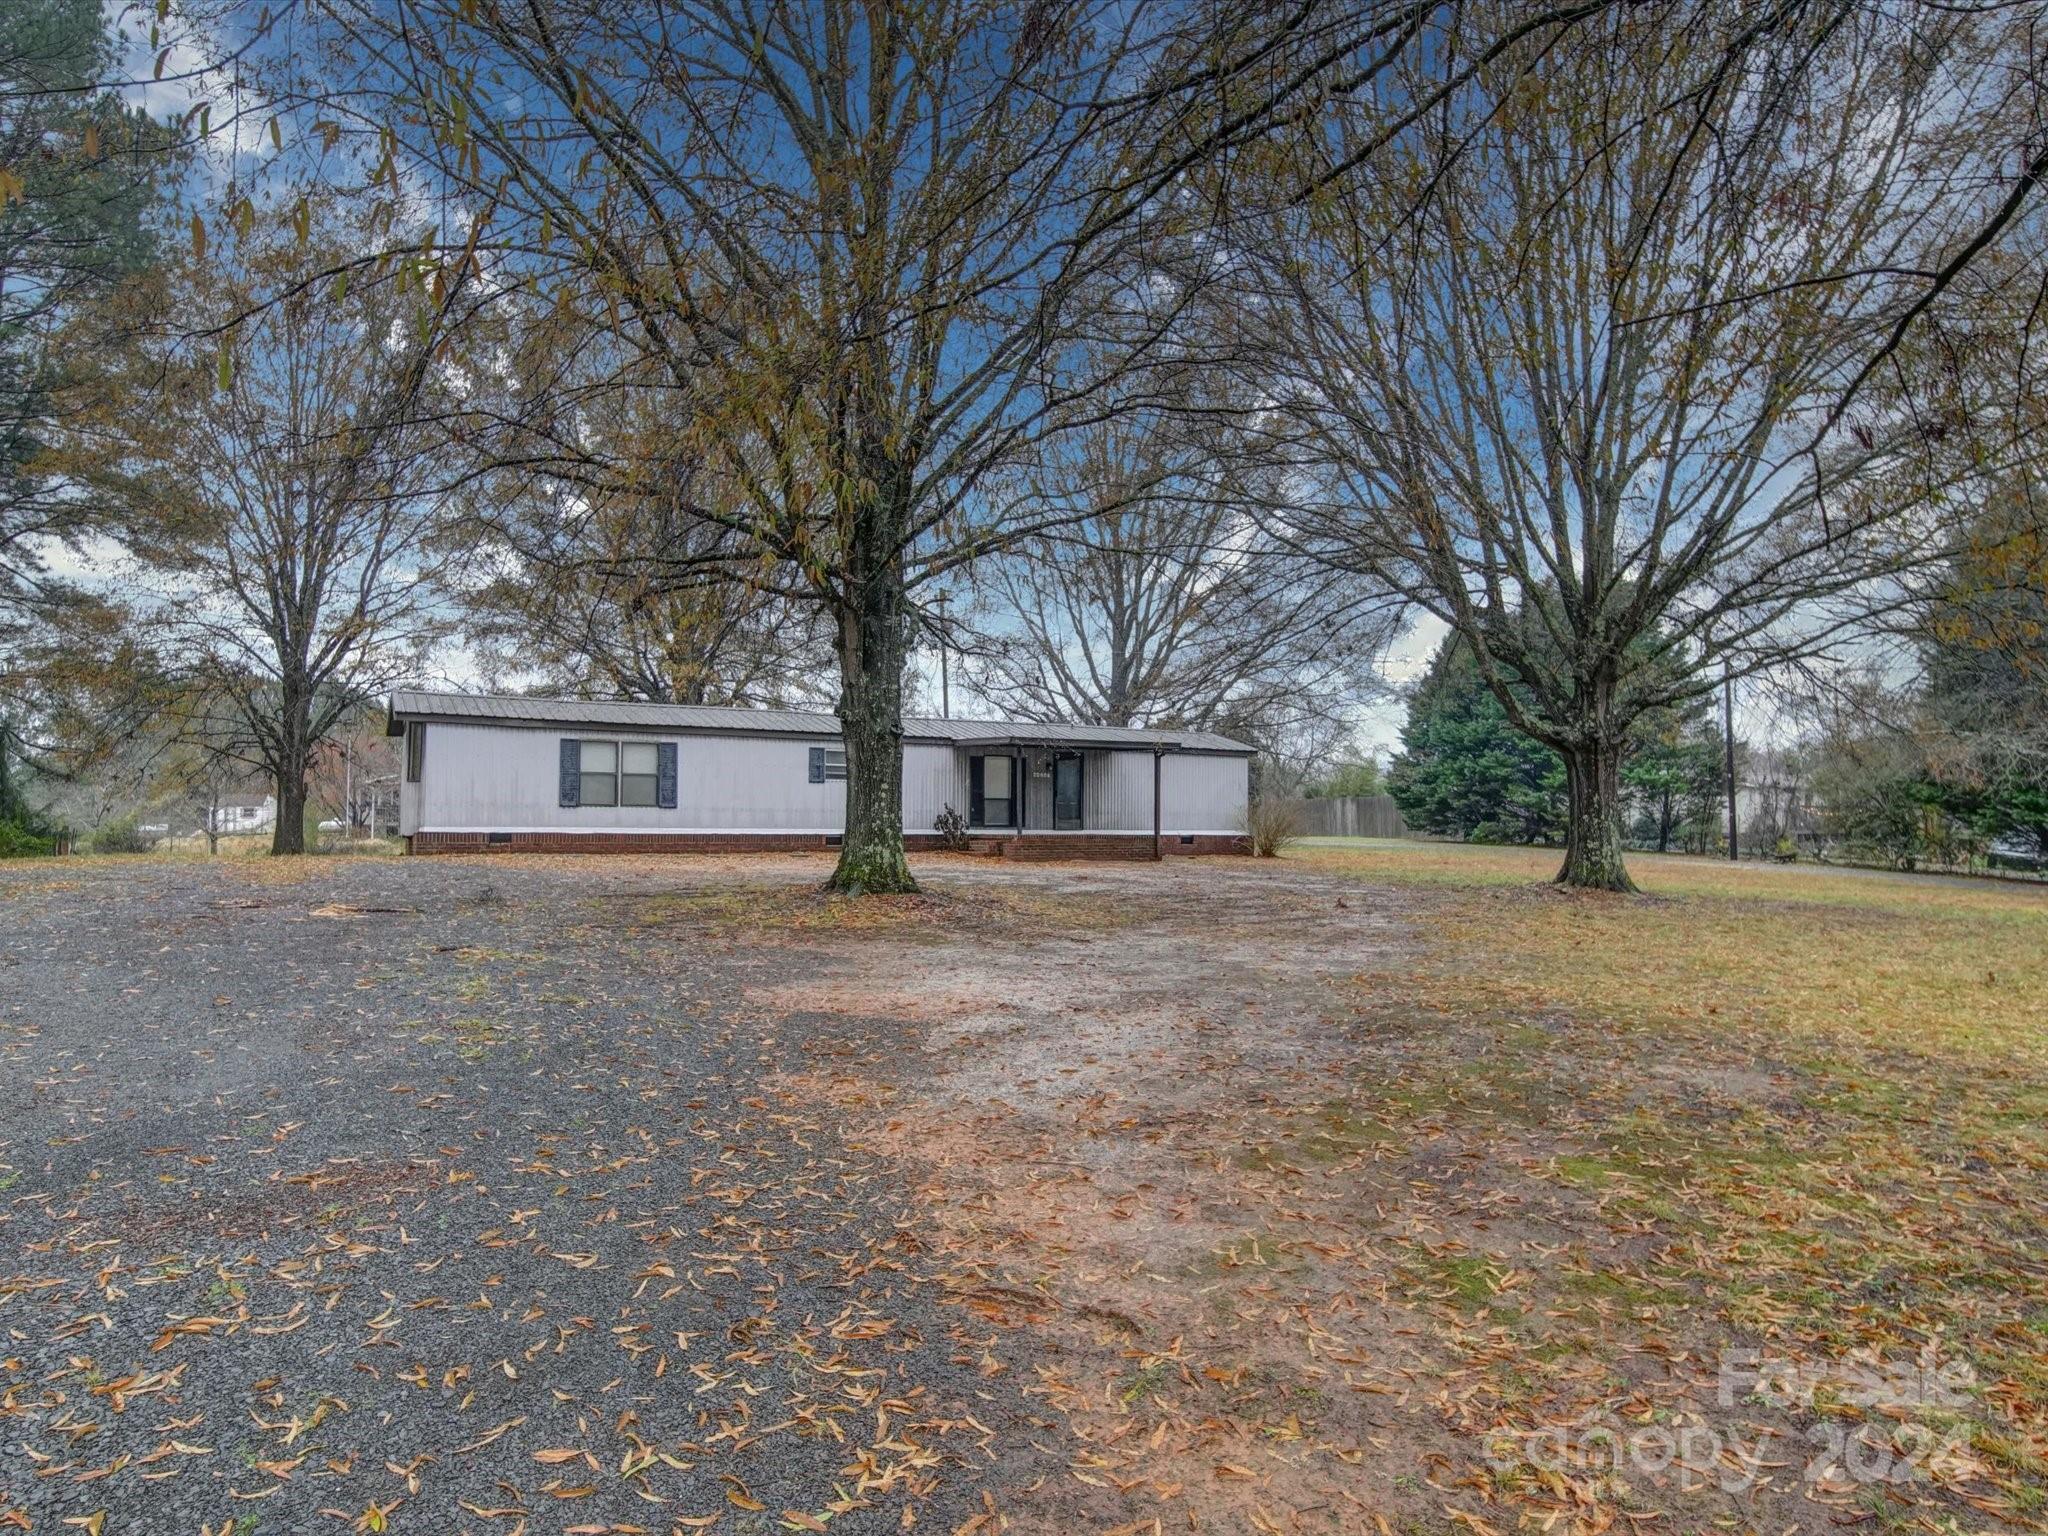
[386,690,1253,755]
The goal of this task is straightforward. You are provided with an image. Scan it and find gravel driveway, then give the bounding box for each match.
[0,854,1080,1535]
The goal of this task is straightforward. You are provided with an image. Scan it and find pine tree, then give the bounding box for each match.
[1388,638,1566,845]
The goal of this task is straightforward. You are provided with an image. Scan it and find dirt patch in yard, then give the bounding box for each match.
[758,855,2045,1535]
[755,862,1480,1533]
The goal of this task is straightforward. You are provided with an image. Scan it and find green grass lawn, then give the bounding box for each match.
[1296,838,2048,1058]
[1290,839,2048,1527]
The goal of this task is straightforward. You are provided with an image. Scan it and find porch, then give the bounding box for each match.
[910,740,1251,858]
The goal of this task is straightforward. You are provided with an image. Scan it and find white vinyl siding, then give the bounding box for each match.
[406,720,1247,836]
[1160,752,1249,832]
[902,744,967,830]
[1080,750,1247,832]
[418,723,840,832]
[1086,751,1156,830]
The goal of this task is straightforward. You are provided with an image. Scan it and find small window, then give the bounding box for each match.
[405,722,424,782]
[620,741,659,807]
[579,739,618,807]
[823,747,847,780]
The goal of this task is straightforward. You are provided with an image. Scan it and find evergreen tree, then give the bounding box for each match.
[1388,638,1567,844]
[1622,700,1724,854]
[1,0,177,820]
[1913,497,2048,859]
[1,0,173,616]
[1392,632,1727,850]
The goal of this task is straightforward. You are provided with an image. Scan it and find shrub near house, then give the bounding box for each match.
[90,818,159,853]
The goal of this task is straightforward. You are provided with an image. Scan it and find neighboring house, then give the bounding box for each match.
[1737,747,1825,849]
[386,691,1252,858]
[206,796,278,835]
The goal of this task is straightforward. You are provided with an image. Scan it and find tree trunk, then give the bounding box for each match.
[0,719,16,824]
[1657,787,1672,854]
[271,688,312,855]
[273,769,308,854]
[825,565,916,895]
[1557,737,1636,891]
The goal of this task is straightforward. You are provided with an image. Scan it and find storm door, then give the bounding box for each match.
[1052,754,1083,830]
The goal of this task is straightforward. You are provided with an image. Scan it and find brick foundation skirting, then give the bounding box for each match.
[906,833,1249,858]
[409,830,1249,859]
[410,831,837,855]
[1159,834,1251,856]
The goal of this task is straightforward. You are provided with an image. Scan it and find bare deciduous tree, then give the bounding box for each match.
[449,333,834,707]
[962,399,1394,742]
[1250,1,2047,888]
[289,0,1250,889]
[114,196,471,852]
[290,0,1593,891]
[462,485,832,708]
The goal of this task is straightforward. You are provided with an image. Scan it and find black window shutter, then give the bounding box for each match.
[969,756,984,826]
[656,742,678,809]
[808,745,826,784]
[559,738,580,807]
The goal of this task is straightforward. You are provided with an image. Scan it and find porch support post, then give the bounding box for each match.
[1152,749,1163,861]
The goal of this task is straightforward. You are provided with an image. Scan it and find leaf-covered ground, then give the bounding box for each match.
[0,856,1101,1535]
[2,847,2043,1536]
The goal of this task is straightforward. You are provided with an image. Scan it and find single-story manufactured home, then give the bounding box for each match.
[386,691,1253,858]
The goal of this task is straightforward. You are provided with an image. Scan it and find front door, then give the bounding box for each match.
[1053,754,1083,830]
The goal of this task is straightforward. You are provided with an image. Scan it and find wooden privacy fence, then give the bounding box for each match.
[1281,794,1413,839]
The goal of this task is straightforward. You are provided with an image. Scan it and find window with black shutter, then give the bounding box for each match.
[561,738,674,809]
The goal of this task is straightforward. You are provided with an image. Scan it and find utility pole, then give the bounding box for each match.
[1723,662,1738,862]
[934,590,951,719]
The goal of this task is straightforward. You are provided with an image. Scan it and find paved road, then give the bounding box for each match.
[0,856,1039,1535]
